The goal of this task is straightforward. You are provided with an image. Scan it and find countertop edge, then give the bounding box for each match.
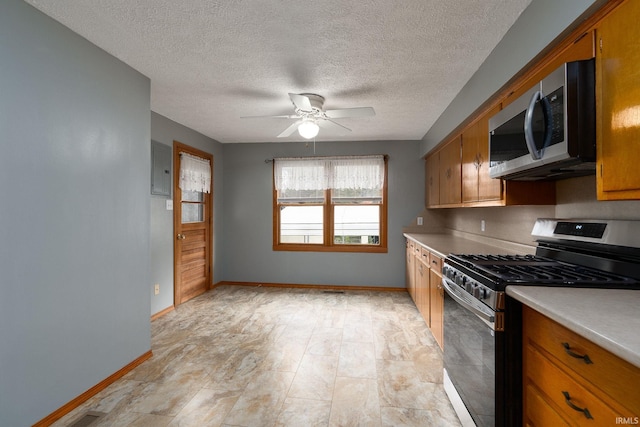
[507,286,640,369]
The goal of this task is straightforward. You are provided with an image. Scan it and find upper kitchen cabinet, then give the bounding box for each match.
[596,0,640,200]
[438,135,462,206]
[425,150,440,207]
[462,106,502,204]
[426,109,555,209]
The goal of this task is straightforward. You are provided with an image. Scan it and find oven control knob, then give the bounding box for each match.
[465,280,474,294]
[474,287,487,300]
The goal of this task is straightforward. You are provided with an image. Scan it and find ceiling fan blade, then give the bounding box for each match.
[288,93,313,112]
[318,118,351,135]
[277,120,303,138]
[325,107,375,119]
[240,114,298,119]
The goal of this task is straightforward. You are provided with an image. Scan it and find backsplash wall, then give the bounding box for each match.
[409,176,640,247]
[555,176,640,220]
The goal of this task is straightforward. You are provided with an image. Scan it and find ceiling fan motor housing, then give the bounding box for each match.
[297,93,325,113]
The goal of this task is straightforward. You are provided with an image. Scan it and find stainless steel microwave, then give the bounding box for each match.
[488,59,596,181]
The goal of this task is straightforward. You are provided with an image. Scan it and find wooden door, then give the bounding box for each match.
[173,141,213,305]
[596,0,640,200]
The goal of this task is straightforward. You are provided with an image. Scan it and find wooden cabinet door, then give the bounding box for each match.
[597,0,640,200]
[438,136,462,206]
[425,152,440,207]
[429,268,444,350]
[461,122,480,204]
[476,107,502,202]
[415,257,429,326]
[406,242,415,300]
[462,108,502,204]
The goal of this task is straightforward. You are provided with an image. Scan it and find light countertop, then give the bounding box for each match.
[403,232,534,259]
[507,286,640,368]
[404,232,640,369]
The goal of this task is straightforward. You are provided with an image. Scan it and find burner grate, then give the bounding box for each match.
[484,263,637,284]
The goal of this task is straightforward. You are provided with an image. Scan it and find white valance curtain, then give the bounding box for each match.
[274,155,384,191]
[179,153,211,193]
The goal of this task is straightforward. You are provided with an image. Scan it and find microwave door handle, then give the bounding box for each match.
[524,90,543,160]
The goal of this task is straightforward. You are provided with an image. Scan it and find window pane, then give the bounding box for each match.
[182,202,203,223]
[332,187,382,204]
[333,205,380,245]
[279,205,323,244]
[182,190,203,202]
[277,188,324,204]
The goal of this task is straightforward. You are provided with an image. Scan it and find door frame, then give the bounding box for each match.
[173,140,214,306]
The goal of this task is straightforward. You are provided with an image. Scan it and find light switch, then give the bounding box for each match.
[166,200,173,210]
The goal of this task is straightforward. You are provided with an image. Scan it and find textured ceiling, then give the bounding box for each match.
[25,0,532,143]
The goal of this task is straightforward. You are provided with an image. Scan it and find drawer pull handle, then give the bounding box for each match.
[562,391,594,420]
[562,342,593,364]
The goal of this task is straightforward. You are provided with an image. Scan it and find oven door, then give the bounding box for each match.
[442,277,498,427]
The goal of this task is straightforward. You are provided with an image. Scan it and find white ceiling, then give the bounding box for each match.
[25,0,532,143]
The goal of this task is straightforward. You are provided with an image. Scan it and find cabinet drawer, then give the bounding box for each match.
[524,383,571,427]
[429,254,442,273]
[414,244,421,258]
[525,344,625,426]
[419,247,430,266]
[524,307,640,414]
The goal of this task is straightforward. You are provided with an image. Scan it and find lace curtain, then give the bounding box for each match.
[274,155,384,191]
[179,153,211,193]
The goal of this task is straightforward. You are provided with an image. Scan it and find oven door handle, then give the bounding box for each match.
[442,277,495,325]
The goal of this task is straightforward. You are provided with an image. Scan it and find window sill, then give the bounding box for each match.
[273,244,388,253]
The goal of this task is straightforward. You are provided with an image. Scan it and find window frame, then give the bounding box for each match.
[272,156,388,253]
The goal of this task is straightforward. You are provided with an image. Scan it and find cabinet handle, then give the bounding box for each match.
[562,391,593,420]
[562,342,593,364]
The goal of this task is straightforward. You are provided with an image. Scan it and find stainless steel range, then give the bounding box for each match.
[441,219,640,427]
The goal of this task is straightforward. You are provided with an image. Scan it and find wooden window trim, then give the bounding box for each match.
[272,157,388,253]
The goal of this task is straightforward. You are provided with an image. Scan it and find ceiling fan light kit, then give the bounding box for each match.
[297,119,320,139]
[241,93,375,139]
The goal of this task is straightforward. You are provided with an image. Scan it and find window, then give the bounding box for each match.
[273,155,387,252]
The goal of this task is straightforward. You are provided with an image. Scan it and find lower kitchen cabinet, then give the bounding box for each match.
[429,260,443,350]
[523,306,640,426]
[406,240,416,301]
[415,247,430,326]
[405,238,444,350]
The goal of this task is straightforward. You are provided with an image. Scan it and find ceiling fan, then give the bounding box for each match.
[241,93,375,139]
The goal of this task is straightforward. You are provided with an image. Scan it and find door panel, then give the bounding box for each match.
[173,141,213,306]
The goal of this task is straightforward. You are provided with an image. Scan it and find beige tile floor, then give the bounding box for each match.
[54,285,462,426]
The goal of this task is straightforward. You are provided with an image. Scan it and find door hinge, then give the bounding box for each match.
[599,37,603,53]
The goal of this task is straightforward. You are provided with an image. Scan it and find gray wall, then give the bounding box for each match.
[420,0,606,156]
[0,1,151,425]
[222,140,424,288]
[150,112,224,315]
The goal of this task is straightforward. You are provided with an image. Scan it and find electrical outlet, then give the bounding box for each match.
[481,220,486,232]
[154,284,160,295]
[417,217,423,226]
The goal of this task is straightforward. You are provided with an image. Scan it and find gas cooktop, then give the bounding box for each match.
[446,253,639,288]
[445,219,640,294]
